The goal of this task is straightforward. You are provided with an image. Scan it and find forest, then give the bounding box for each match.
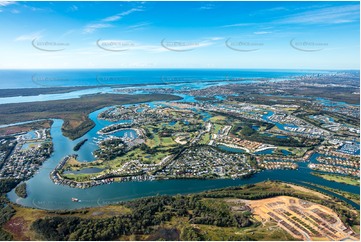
[31,194,252,241]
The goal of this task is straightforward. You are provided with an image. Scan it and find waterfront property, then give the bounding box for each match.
[0,71,358,215]
[0,129,52,180]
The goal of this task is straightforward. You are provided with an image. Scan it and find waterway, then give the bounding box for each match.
[64,167,104,175]
[7,109,360,210]
[3,70,359,210]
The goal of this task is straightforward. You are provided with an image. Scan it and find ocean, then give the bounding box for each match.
[0,69,332,89]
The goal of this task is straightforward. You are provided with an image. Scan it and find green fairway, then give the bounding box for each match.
[311,172,360,186]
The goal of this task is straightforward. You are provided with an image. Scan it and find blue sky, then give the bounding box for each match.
[0,1,359,69]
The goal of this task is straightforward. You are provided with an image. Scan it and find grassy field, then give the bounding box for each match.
[194,222,296,241]
[108,147,172,166]
[63,146,173,180]
[145,130,161,148]
[311,172,360,186]
[144,121,198,148]
[213,123,223,134]
[199,132,211,144]
[278,146,309,156]
[210,115,226,123]
[62,173,93,182]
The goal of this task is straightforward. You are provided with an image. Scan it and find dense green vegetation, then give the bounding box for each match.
[93,138,127,161]
[31,194,251,241]
[0,179,20,194]
[63,119,95,140]
[231,122,318,147]
[0,202,14,240]
[99,124,132,134]
[0,179,19,240]
[14,183,27,198]
[73,139,88,152]
[211,111,274,130]
[190,199,251,227]
[211,110,315,147]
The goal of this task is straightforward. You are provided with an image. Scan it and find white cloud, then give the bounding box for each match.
[83,24,112,34]
[249,6,289,16]
[207,37,224,41]
[22,4,47,12]
[0,1,16,12]
[199,4,215,10]
[125,22,150,31]
[0,1,16,7]
[102,7,143,22]
[278,4,360,24]
[254,31,272,35]
[68,5,78,12]
[61,29,76,38]
[15,31,43,41]
[102,15,121,22]
[83,6,144,34]
[221,23,254,28]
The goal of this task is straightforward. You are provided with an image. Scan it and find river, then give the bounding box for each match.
[7,100,360,210]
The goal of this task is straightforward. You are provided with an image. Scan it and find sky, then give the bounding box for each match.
[0,1,359,69]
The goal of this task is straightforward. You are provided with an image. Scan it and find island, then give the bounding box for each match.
[14,183,27,198]
[73,139,88,152]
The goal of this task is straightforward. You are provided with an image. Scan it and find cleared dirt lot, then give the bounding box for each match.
[238,196,359,241]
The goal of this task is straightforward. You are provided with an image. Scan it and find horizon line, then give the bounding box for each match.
[0,68,359,71]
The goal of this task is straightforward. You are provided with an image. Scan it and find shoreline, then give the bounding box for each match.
[6,179,360,212]
[49,154,255,189]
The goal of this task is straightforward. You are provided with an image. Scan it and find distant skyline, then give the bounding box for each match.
[0,1,359,69]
